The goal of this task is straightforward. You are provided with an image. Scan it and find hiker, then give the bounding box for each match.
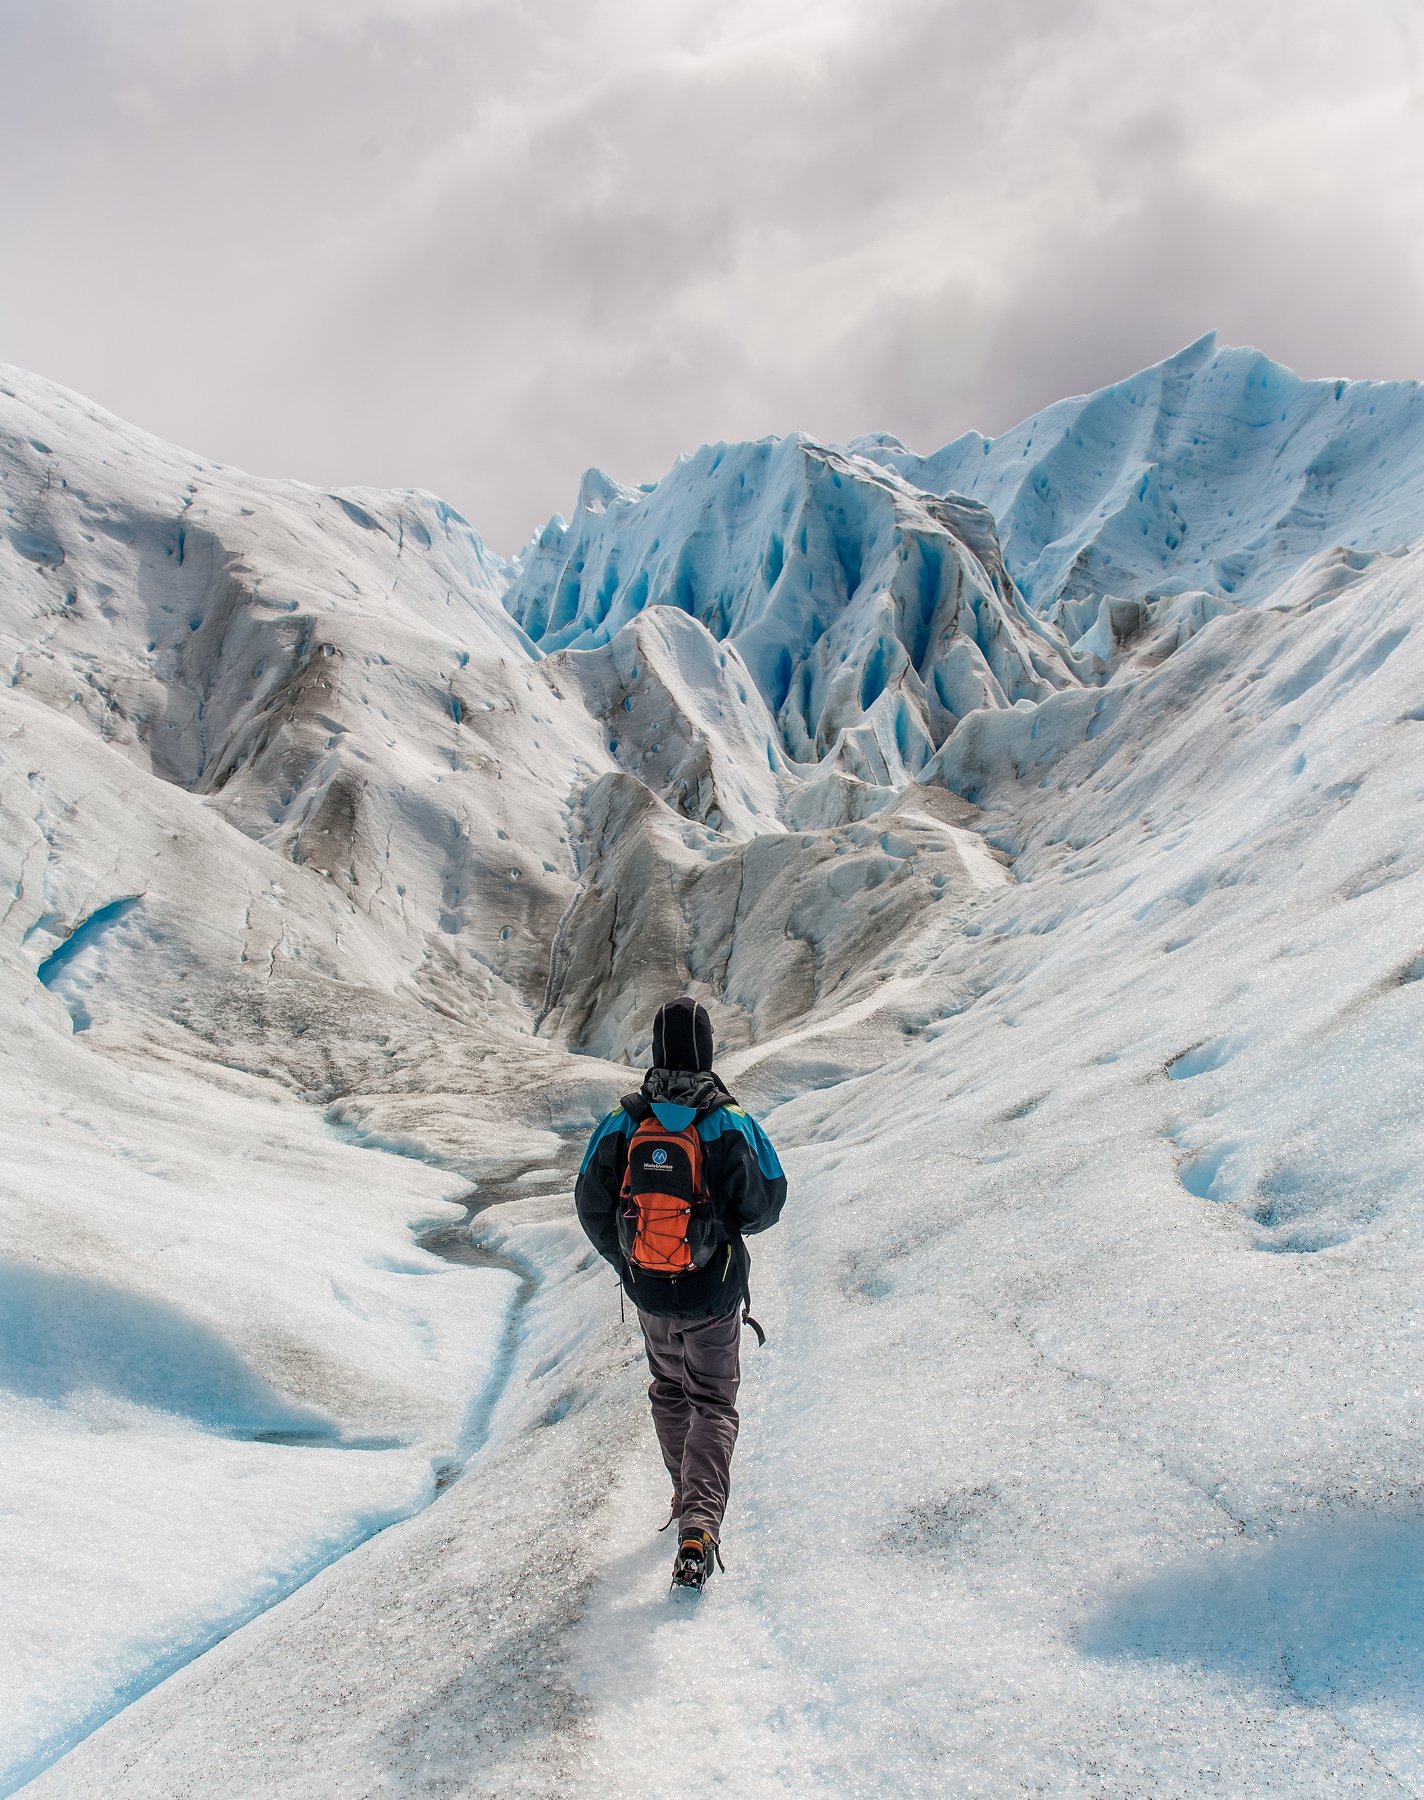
[574,997,787,1591]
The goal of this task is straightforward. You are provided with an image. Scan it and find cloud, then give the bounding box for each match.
[1,0,1421,550]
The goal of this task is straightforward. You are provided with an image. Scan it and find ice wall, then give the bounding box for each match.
[504,437,1077,777]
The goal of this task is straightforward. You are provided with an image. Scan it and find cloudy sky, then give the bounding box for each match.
[3,0,1422,551]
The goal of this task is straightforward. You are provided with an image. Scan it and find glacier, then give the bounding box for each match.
[863,332,1424,612]
[1,338,1422,1798]
[506,437,1078,784]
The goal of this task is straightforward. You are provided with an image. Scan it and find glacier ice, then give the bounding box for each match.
[2,341,1423,1798]
[866,332,1424,610]
[505,435,1079,780]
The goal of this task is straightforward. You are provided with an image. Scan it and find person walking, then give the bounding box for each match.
[575,996,787,1591]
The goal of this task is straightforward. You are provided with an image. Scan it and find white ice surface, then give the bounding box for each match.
[558,543,1424,1799]
[864,332,1424,612]
[0,972,516,1789]
[0,367,540,1786]
[2,350,1421,1797]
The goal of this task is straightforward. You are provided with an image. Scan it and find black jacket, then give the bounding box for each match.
[574,1067,787,1319]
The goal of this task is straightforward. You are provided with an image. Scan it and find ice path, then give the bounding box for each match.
[564,1114,1424,1800]
[566,1197,843,1794]
[24,987,1424,1797]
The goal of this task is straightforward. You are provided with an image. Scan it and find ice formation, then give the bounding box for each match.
[2,340,1422,1798]
[505,438,1077,782]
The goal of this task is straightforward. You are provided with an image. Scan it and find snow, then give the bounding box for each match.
[2,344,1423,1796]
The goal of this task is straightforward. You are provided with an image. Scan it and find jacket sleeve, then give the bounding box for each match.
[716,1107,787,1237]
[574,1108,630,1267]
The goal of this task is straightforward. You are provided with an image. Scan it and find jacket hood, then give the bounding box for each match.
[622,1066,734,1131]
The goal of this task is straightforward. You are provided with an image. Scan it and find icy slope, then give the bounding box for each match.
[0,361,604,1046]
[860,332,1424,614]
[34,537,1424,1800]
[0,367,605,1786]
[505,435,1077,779]
[4,344,1424,1799]
[0,365,1030,1785]
[505,338,1424,768]
[537,763,999,1061]
[0,688,536,1788]
[0,952,512,1795]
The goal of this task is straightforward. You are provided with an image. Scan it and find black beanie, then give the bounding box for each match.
[651,997,714,1073]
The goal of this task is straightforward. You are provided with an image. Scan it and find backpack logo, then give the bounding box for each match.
[619,1116,718,1276]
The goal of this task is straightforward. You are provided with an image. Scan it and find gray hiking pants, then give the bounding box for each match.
[638,1307,741,1541]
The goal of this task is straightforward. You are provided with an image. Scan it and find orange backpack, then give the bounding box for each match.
[618,1114,718,1275]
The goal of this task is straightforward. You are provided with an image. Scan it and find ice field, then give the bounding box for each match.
[1,339,1421,1795]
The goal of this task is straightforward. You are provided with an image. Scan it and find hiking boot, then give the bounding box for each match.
[658,1492,682,1533]
[671,1530,717,1590]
